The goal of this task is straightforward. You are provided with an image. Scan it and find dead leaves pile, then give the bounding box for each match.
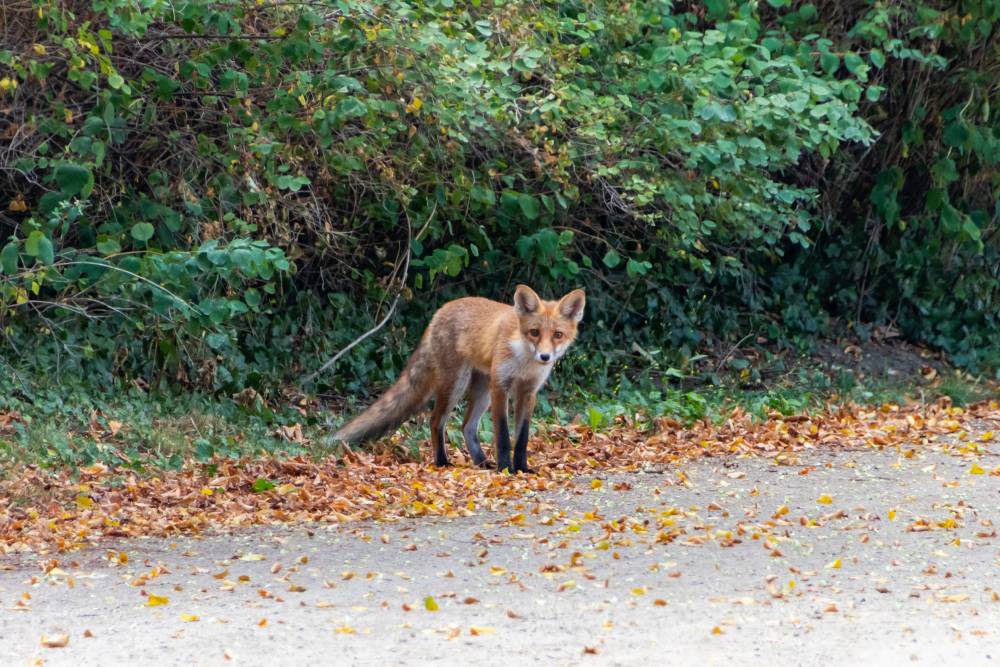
[1,398,997,556]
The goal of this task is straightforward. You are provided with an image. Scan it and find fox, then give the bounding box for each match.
[333,285,586,473]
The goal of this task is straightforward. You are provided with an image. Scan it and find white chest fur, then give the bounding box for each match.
[497,338,553,391]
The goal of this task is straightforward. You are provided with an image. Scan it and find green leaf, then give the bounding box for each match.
[931,157,959,185]
[869,49,886,69]
[251,478,276,493]
[940,204,961,234]
[206,332,228,349]
[602,249,622,269]
[54,164,94,197]
[130,222,155,242]
[518,193,540,220]
[96,236,121,255]
[704,0,730,21]
[25,230,44,257]
[820,52,839,74]
[0,241,18,275]
[587,406,604,430]
[244,288,261,308]
[108,72,124,89]
[844,53,865,75]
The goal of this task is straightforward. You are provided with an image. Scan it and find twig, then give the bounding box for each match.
[300,204,420,386]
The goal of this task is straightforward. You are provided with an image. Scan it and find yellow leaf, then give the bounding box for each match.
[40,633,69,648]
[75,495,94,509]
[335,626,356,634]
[424,596,439,611]
[888,509,897,521]
[240,553,266,561]
[200,487,214,496]
[711,626,723,635]
[258,618,267,627]
[180,614,199,622]
[591,479,602,489]
[817,494,833,505]
[631,587,647,596]
[490,566,507,576]
[8,197,27,212]
[146,594,169,607]
[470,626,496,636]
[826,559,842,569]
[969,464,985,475]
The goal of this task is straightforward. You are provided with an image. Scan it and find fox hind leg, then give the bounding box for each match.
[430,367,471,467]
[461,371,490,468]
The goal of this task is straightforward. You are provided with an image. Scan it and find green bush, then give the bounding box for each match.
[0,0,997,398]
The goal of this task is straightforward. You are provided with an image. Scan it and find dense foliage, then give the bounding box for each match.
[1,0,997,403]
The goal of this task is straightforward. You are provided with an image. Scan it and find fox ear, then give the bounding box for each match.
[513,284,540,316]
[558,289,586,323]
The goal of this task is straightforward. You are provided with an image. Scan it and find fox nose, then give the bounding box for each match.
[539,353,551,362]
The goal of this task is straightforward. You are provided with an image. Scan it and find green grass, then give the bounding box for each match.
[2,361,996,473]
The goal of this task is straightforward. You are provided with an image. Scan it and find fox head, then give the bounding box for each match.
[513,285,586,366]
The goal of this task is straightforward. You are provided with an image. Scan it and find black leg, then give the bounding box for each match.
[433,424,450,467]
[513,419,534,474]
[496,416,511,472]
[467,435,488,468]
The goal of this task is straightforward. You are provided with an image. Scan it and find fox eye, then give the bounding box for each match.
[553,331,564,340]
[529,329,540,337]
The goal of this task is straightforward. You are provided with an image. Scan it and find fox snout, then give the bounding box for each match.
[537,351,552,364]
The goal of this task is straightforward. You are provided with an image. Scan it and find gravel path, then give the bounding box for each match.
[2,447,998,666]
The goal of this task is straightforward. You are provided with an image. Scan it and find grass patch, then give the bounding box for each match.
[2,356,996,473]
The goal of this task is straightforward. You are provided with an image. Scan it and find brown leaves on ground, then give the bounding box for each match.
[1,399,997,556]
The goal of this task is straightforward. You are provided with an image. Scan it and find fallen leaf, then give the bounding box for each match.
[40,634,70,648]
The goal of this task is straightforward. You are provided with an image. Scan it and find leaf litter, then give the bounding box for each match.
[1,399,997,557]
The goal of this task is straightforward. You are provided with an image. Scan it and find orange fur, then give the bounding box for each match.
[334,285,585,472]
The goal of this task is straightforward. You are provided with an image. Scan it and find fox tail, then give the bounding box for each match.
[333,334,434,446]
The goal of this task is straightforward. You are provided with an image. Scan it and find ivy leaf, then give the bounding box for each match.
[130,222,155,242]
[25,231,54,264]
[602,249,622,269]
[0,241,18,275]
[820,52,839,74]
[96,236,121,255]
[931,157,958,185]
[54,164,94,197]
[518,193,540,220]
[844,53,865,75]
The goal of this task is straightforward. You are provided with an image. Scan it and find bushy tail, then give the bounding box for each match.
[333,335,434,446]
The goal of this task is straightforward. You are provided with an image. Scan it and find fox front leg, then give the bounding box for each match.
[512,383,537,474]
[490,385,512,473]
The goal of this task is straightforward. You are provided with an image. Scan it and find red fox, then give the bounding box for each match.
[334,285,586,472]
